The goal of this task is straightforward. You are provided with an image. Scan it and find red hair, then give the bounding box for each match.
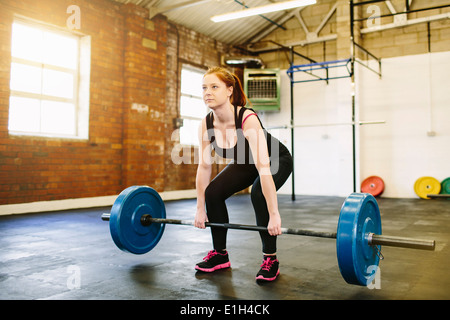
[204,67,249,108]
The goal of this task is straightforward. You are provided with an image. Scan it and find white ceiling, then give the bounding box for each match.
[112,0,297,45]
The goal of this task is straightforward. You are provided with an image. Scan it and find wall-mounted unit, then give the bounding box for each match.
[244,68,280,111]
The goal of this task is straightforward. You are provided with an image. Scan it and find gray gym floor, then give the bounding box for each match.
[0,194,449,300]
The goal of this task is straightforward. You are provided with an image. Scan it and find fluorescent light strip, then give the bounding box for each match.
[211,0,316,23]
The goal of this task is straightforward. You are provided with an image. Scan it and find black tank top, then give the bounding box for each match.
[205,106,276,164]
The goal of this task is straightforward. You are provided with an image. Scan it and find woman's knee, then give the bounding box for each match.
[205,182,223,204]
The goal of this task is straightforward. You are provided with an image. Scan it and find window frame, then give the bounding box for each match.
[8,17,90,140]
[178,64,207,147]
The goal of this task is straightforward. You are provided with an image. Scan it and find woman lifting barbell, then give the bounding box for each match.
[194,67,293,281]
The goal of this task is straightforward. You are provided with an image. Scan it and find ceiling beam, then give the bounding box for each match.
[148,0,212,19]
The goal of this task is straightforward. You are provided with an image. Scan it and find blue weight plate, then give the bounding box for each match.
[336,193,382,286]
[109,186,166,254]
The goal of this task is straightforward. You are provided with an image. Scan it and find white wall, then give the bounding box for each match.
[261,64,355,197]
[358,51,450,198]
[261,51,450,198]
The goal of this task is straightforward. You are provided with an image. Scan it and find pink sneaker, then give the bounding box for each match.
[195,250,231,272]
[255,256,279,281]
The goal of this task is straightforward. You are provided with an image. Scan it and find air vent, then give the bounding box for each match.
[244,68,280,111]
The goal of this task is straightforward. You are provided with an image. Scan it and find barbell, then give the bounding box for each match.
[101,186,435,286]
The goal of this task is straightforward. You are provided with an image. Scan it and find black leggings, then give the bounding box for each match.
[204,148,293,254]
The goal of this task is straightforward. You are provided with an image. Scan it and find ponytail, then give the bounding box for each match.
[230,74,248,108]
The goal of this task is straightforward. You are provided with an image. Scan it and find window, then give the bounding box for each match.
[8,19,90,139]
[179,65,207,146]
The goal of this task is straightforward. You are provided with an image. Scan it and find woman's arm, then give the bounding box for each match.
[195,118,212,229]
[242,110,281,236]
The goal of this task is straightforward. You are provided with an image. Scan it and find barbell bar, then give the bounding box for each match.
[427,194,450,199]
[102,214,338,239]
[101,186,436,286]
[101,214,434,251]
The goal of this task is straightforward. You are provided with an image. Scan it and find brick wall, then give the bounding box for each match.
[0,0,127,204]
[0,0,242,205]
[0,0,169,205]
[122,4,167,191]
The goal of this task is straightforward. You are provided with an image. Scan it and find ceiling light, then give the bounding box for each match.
[224,56,263,67]
[210,0,316,23]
